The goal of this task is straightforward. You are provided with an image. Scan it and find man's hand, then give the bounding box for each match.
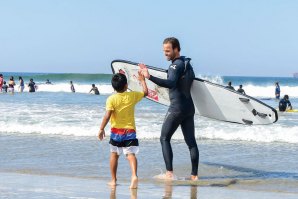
[138,70,145,82]
[98,129,105,141]
[138,63,150,79]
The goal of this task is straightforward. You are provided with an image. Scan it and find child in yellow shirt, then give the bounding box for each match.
[98,72,148,189]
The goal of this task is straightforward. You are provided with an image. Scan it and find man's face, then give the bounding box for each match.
[163,43,178,61]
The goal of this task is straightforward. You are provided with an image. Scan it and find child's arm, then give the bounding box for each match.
[138,71,148,97]
[98,110,113,140]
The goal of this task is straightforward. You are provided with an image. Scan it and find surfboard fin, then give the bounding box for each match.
[252,109,267,118]
[242,119,253,125]
[239,98,250,103]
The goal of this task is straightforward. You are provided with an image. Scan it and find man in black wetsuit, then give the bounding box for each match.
[139,37,199,180]
[279,95,292,112]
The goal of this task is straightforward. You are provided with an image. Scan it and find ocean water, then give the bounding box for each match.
[1,72,298,198]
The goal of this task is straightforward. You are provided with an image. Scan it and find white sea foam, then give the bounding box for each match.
[17,83,114,94]
[2,116,298,143]
[243,85,298,98]
[196,74,224,85]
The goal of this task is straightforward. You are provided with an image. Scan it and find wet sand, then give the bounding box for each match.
[1,172,298,199]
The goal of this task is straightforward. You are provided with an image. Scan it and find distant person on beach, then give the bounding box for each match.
[139,37,199,181]
[237,85,246,94]
[2,81,8,92]
[225,81,235,90]
[275,82,280,99]
[8,76,16,93]
[70,81,75,93]
[89,84,100,95]
[28,79,36,92]
[98,72,148,189]
[0,74,3,92]
[19,76,24,92]
[279,95,292,112]
[45,79,52,84]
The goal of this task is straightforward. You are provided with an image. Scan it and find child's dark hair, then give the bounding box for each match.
[112,73,127,92]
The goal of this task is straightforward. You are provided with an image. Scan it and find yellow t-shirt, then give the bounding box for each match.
[106,91,144,130]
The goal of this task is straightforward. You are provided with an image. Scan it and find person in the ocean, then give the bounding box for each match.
[139,37,199,181]
[19,76,24,92]
[28,79,36,92]
[45,79,52,84]
[98,72,148,189]
[89,84,100,95]
[225,81,235,90]
[275,82,280,100]
[237,85,246,94]
[70,81,75,93]
[0,74,3,92]
[8,76,16,93]
[279,95,292,112]
[2,81,8,92]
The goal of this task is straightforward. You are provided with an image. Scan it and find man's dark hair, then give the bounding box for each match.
[284,95,289,100]
[239,85,242,88]
[228,81,232,86]
[163,37,181,51]
[92,84,95,87]
[112,73,127,92]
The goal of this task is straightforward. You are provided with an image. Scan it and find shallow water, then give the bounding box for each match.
[1,73,298,198]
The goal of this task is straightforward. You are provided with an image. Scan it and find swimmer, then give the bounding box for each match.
[28,78,36,92]
[89,84,100,95]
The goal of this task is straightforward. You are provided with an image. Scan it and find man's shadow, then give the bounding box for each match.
[109,186,137,199]
[163,182,198,199]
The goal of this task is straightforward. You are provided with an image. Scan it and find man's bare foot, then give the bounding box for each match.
[108,180,117,186]
[130,176,138,189]
[190,175,198,181]
[166,171,175,179]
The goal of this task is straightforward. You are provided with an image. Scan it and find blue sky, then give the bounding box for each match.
[0,0,297,76]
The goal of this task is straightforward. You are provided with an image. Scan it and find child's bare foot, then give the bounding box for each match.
[108,180,117,187]
[190,175,198,181]
[130,176,138,189]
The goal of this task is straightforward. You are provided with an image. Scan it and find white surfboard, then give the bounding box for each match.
[111,60,278,125]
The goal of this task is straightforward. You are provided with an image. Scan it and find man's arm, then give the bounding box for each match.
[139,63,183,89]
[98,110,112,140]
[288,101,293,110]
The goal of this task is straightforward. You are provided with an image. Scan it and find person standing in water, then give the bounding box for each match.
[70,81,75,93]
[139,37,199,181]
[89,84,100,95]
[19,76,24,92]
[0,74,3,92]
[98,72,148,189]
[275,82,280,100]
[225,81,235,90]
[237,85,246,94]
[8,76,16,93]
[28,79,36,92]
[2,81,8,92]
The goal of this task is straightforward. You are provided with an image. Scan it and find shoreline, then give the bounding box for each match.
[1,172,297,199]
